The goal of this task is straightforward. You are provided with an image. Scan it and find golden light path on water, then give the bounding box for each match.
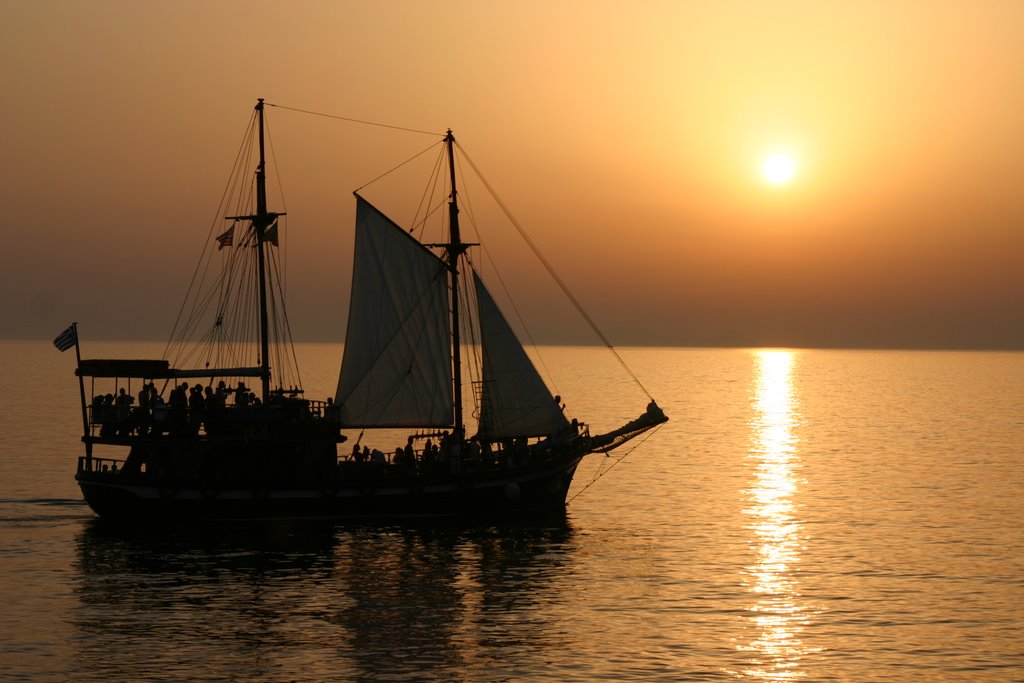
[738,350,817,680]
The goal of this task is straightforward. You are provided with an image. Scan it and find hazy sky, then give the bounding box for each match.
[2,1,1022,348]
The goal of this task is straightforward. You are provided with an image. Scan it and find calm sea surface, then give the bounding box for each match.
[1,341,1022,681]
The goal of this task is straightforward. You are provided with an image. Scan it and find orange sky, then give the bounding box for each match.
[2,1,1022,348]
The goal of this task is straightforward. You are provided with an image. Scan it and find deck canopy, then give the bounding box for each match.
[77,359,263,379]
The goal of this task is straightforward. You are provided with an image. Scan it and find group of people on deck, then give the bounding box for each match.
[350,433,464,466]
[90,380,265,437]
[347,427,576,471]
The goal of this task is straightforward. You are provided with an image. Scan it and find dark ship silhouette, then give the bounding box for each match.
[66,100,666,520]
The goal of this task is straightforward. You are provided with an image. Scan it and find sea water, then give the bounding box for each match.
[1,341,1021,681]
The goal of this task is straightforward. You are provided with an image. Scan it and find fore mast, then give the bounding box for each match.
[228,98,282,401]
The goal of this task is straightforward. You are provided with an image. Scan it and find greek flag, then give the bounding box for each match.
[53,324,77,352]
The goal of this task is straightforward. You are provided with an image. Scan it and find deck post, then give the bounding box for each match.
[72,323,93,469]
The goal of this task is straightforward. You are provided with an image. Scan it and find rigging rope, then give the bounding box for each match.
[566,423,664,505]
[226,103,660,404]
[354,139,444,195]
[455,142,655,401]
[266,103,441,138]
[265,114,288,292]
[164,112,259,362]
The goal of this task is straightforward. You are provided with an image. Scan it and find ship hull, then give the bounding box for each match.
[76,455,584,521]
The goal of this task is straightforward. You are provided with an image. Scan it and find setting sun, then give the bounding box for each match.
[763,154,796,185]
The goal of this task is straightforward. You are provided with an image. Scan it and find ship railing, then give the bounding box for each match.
[77,455,125,474]
[87,404,210,438]
[84,399,341,439]
[306,399,342,422]
[336,430,587,471]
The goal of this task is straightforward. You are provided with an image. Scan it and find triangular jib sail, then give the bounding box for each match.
[473,271,569,440]
[335,196,454,427]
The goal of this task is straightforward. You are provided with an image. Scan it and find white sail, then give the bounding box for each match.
[474,271,569,439]
[335,196,453,427]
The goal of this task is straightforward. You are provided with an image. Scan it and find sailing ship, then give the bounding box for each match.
[67,100,667,520]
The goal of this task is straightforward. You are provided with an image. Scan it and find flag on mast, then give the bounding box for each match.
[53,324,77,352]
[262,219,279,247]
[216,224,235,250]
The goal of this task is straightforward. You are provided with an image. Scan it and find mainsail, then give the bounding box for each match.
[474,271,569,439]
[335,197,453,427]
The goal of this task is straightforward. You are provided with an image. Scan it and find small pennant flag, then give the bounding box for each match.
[216,225,235,250]
[262,219,279,247]
[53,324,77,352]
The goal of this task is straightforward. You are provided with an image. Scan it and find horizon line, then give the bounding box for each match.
[7,336,1024,353]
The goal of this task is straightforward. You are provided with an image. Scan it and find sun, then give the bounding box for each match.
[762,153,796,185]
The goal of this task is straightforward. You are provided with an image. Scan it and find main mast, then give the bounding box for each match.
[445,130,465,438]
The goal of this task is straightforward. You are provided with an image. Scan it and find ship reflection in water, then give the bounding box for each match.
[70,515,576,680]
[740,350,816,679]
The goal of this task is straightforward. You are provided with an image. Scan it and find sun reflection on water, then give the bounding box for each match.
[738,350,815,680]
